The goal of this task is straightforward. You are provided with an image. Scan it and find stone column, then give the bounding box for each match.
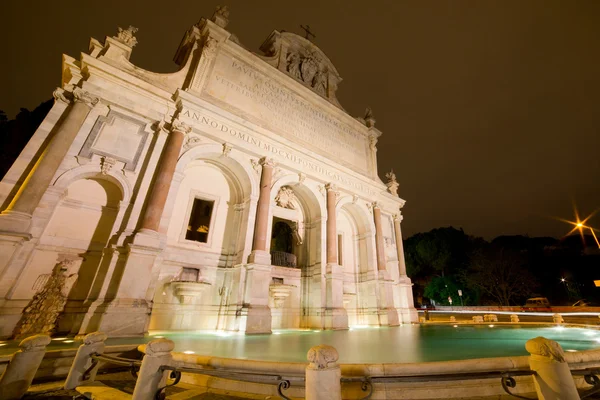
[245,158,275,334]
[139,119,191,233]
[525,337,579,400]
[392,214,407,277]
[325,183,338,265]
[248,157,275,265]
[324,184,347,330]
[0,334,51,400]
[372,203,399,326]
[372,203,386,271]
[0,88,98,233]
[305,345,341,400]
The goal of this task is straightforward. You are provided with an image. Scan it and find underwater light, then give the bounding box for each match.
[566,350,577,352]
[489,325,494,328]
[0,343,6,347]
[273,332,282,335]
[313,330,321,333]
[183,350,195,354]
[554,326,565,331]
[153,336,164,338]
[52,337,67,341]
[63,340,74,343]
[453,325,458,328]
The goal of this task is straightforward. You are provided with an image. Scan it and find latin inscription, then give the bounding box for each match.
[204,52,370,174]
[181,110,376,196]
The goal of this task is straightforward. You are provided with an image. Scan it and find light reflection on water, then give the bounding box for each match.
[1,325,596,363]
[142,325,598,363]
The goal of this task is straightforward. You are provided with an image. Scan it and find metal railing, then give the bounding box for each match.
[157,364,304,400]
[83,353,142,381]
[341,368,600,400]
[270,251,297,268]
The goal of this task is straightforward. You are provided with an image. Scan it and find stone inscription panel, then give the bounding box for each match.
[204,51,370,174]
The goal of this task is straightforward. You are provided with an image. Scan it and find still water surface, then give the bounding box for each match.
[1,325,597,363]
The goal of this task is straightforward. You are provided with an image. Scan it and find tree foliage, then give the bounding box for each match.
[461,246,539,306]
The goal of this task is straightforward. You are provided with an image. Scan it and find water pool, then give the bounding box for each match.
[2,324,597,363]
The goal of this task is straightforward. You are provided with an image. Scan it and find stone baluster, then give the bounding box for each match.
[372,202,386,271]
[0,334,51,400]
[525,337,579,400]
[248,157,275,264]
[325,183,338,265]
[64,331,107,389]
[392,213,407,277]
[140,119,191,233]
[0,89,98,232]
[305,345,341,400]
[132,338,175,400]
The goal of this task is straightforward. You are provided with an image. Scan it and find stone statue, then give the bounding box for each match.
[13,260,78,338]
[364,107,376,127]
[115,26,138,48]
[385,170,399,196]
[525,337,565,362]
[286,53,302,80]
[275,186,297,210]
[300,55,318,84]
[312,70,327,96]
[212,5,230,28]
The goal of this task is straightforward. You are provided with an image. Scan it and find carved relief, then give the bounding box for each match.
[172,119,192,134]
[73,88,99,107]
[184,135,202,150]
[115,26,139,48]
[307,344,339,370]
[285,51,328,96]
[222,142,232,157]
[275,186,297,210]
[13,259,79,338]
[100,156,116,175]
[52,88,71,104]
[250,158,261,175]
[525,337,565,362]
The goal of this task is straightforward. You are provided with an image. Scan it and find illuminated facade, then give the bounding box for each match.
[0,7,416,338]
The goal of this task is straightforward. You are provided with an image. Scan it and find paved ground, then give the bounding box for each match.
[24,372,249,400]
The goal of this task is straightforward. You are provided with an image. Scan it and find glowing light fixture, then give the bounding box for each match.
[453,325,458,328]
[489,325,495,328]
[183,350,195,354]
[52,337,67,341]
[273,332,282,335]
[63,340,74,343]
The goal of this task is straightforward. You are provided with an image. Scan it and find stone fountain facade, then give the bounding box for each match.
[0,7,417,338]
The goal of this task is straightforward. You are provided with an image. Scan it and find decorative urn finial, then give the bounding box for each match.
[385,170,399,196]
[212,5,230,28]
[115,26,138,48]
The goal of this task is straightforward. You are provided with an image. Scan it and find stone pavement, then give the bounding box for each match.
[23,372,248,400]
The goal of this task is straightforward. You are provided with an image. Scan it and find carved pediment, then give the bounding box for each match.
[259,31,342,107]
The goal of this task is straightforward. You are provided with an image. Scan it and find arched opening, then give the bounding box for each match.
[270,218,296,267]
[12,177,123,337]
[150,149,256,332]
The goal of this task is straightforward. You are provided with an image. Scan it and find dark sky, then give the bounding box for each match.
[2,1,599,240]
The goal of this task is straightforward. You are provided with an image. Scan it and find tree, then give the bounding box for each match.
[462,246,539,306]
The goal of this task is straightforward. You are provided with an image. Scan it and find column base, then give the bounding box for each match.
[395,276,418,324]
[243,305,272,334]
[323,307,348,330]
[78,299,152,337]
[247,250,271,265]
[0,210,33,234]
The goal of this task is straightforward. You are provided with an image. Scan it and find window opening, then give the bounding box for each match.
[186,198,214,243]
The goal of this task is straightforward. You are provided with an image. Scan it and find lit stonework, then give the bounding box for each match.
[0,8,417,338]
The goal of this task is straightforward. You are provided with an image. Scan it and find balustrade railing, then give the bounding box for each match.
[270,251,297,268]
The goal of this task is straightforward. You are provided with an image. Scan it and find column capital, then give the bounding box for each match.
[371,201,380,209]
[393,213,403,222]
[259,157,276,168]
[171,118,192,135]
[72,88,99,107]
[325,183,337,191]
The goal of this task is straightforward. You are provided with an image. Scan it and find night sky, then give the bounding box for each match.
[2,1,599,239]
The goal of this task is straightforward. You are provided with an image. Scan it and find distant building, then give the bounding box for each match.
[0,7,416,338]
